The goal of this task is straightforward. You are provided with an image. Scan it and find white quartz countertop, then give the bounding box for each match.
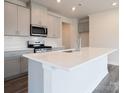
[23,47,116,71]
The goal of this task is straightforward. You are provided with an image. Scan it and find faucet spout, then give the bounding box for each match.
[76,37,82,51]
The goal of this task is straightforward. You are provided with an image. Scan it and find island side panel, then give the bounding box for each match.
[42,64,53,93]
[28,60,44,93]
[45,56,108,93]
[28,56,108,93]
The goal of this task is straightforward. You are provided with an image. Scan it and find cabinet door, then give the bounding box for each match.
[31,3,41,25]
[5,2,18,35]
[78,22,89,32]
[47,14,61,38]
[18,6,30,36]
[40,6,47,26]
[83,22,89,32]
[47,14,54,37]
[4,56,20,78]
[20,50,33,73]
[78,23,83,33]
[20,56,28,73]
[53,16,61,38]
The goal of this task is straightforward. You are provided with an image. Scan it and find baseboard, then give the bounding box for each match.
[4,72,28,81]
[108,63,119,66]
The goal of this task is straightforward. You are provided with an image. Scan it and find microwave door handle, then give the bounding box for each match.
[46,30,47,34]
[46,28,48,34]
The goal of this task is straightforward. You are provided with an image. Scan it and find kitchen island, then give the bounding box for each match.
[23,47,116,93]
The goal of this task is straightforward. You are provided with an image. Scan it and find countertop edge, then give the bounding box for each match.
[23,48,117,71]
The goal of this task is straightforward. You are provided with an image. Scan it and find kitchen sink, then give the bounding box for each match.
[63,50,80,53]
[63,50,73,53]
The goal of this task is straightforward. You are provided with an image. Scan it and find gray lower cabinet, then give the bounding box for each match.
[4,55,20,79]
[20,56,28,73]
[4,50,33,80]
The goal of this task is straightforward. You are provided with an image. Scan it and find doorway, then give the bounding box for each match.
[62,22,71,49]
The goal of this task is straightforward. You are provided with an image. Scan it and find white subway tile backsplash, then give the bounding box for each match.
[4,36,62,51]
[44,38,62,48]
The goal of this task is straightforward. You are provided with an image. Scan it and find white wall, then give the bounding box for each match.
[89,8,119,65]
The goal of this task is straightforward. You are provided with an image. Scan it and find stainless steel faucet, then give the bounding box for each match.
[76,36,82,51]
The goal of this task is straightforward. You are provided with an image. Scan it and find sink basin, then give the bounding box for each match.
[63,50,73,53]
[63,50,80,53]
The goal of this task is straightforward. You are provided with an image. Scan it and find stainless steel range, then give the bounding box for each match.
[27,41,52,53]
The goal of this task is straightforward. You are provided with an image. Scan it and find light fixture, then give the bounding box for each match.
[57,0,61,3]
[112,2,117,6]
[72,6,76,11]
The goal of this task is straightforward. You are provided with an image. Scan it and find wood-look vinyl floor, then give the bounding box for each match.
[4,75,28,93]
[4,64,119,93]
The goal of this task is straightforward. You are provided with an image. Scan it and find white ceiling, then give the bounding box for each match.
[32,0,119,19]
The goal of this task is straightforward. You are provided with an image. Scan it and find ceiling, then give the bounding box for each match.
[32,0,119,19]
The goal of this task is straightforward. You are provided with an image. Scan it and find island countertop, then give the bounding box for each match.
[23,47,116,71]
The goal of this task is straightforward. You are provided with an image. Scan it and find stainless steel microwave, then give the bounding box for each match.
[30,25,48,37]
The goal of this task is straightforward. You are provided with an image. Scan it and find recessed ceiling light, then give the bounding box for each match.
[112,2,117,6]
[57,0,61,3]
[72,6,76,11]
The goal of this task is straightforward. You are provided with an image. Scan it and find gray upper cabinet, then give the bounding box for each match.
[5,2,18,35]
[78,18,89,33]
[18,6,30,36]
[31,3,41,26]
[31,2,48,26]
[47,14,61,38]
[4,2,30,36]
